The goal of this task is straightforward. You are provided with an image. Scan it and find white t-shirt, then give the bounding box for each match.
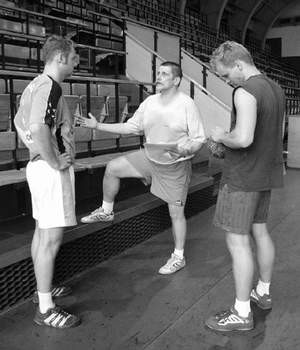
[126,91,205,164]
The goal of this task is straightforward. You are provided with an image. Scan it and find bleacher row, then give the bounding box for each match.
[0,75,154,174]
[103,0,300,89]
[0,0,125,75]
[1,0,300,94]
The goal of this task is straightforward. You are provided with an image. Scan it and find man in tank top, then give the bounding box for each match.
[205,41,285,332]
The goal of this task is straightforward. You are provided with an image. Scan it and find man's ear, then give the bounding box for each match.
[235,60,243,71]
[57,52,66,64]
[174,76,180,87]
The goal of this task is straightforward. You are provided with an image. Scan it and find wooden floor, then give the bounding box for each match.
[0,168,299,350]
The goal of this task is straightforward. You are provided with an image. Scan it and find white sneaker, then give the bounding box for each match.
[81,207,114,223]
[158,253,186,274]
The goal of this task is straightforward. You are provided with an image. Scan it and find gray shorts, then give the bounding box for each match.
[213,184,271,235]
[124,149,192,206]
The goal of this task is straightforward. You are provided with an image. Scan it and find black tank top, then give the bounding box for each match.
[221,74,285,191]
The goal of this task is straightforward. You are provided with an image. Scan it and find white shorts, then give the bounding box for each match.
[26,160,77,229]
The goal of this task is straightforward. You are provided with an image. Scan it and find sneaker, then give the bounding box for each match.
[205,306,254,332]
[158,253,186,275]
[34,306,81,328]
[32,285,72,304]
[250,288,272,310]
[81,207,114,223]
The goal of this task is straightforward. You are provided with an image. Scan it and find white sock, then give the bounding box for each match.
[234,298,251,318]
[256,279,270,296]
[102,200,114,214]
[173,248,184,259]
[38,291,55,314]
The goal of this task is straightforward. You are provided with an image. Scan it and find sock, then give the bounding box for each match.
[102,200,114,214]
[173,248,184,259]
[234,298,251,318]
[38,291,55,314]
[256,279,270,296]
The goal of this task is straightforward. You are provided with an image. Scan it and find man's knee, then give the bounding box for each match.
[38,228,63,251]
[252,223,268,238]
[105,159,121,177]
[168,204,185,220]
[226,232,251,249]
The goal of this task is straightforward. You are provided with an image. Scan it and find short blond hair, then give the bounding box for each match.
[43,35,75,64]
[210,41,254,71]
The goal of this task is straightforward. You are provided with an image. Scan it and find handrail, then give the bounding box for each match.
[182,48,235,88]
[126,31,231,112]
[0,30,126,56]
[0,69,155,87]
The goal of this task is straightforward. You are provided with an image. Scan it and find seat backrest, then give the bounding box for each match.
[106,95,128,123]
[0,131,16,151]
[97,84,115,97]
[72,83,98,96]
[64,95,81,116]
[80,95,106,120]
[0,95,11,131]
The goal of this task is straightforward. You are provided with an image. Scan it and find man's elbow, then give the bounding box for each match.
[238,136,253,148]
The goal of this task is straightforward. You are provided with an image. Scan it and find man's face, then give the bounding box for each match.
[215,61,245,86]
[155,65,178,92]
[61,47,79,78]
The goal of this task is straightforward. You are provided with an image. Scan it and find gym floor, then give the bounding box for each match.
[0,169,299,350]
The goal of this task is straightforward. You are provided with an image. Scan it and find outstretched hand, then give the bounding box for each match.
[75,112,97,129]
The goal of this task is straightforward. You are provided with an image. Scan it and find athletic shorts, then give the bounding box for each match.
[26,160,77,229]
[213,184,271,235]
[124,149,192,206]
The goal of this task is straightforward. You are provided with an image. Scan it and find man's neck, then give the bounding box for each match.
[159,87,179,102]
[43,66,63,84]
[244,67,261,81]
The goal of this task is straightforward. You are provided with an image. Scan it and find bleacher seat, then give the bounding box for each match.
[80,95,107,120]
[0,95,11,131]
[72,83,98,96]
[0,131,16,168]
[106,95,128,123]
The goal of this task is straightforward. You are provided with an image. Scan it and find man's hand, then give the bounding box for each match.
[56,153,72,170]
[176,139,194,157]
[211,126,226,143]
[75,112,97,129]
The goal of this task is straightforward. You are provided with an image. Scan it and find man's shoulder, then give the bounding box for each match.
[177,91,196,106]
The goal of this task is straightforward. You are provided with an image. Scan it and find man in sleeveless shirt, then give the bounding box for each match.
[76,62,205,275]
[205,41,285,331]
[14,36,80,328]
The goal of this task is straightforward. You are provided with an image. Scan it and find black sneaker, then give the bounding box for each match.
[250,288,272,310]
[34,306,81,328]
[32,285,72,304]
[205,306,254,332]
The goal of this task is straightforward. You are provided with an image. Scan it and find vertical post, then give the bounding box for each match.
[152,31,158,84]
[1,35,5,70]
[37,40,41,73]
[86,82,92,156]
[115,82,120,151]
[9,78,17,168]
[139,84,144,147]
[202,65,207,89]
[190,81,194,99]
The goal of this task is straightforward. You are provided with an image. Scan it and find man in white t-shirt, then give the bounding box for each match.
[77,61,205,274]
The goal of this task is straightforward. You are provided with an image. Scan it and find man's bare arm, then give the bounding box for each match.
[76,113,140,135]
[30,123,72,170]
[212,88,257,148]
